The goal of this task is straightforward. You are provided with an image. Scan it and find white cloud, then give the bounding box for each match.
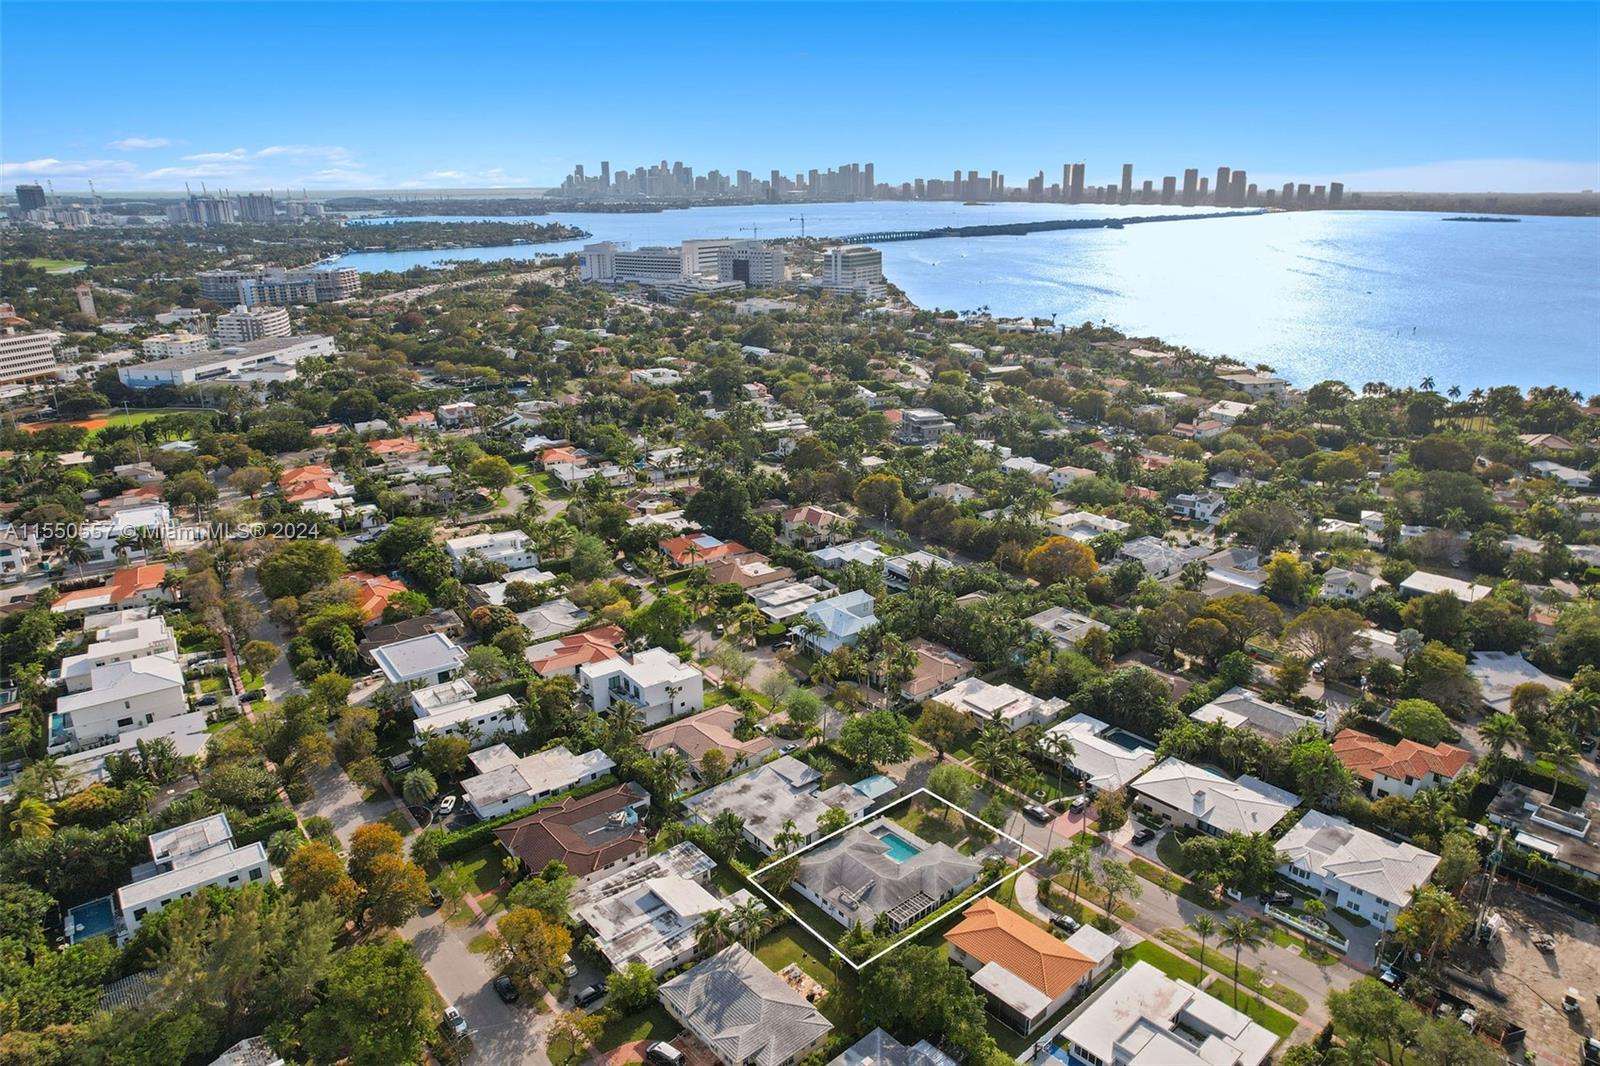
[399,166,531,188]
[0,157,138,178]
[255,144,352,161]
[108,136,174,151]
[181,148,250,162]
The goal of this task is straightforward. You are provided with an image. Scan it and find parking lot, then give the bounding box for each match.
[1445,884,1600,1066]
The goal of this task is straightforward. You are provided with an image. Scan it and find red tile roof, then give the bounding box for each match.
[1332,729,1472,783]
[944,898,1094,998]
[493,783,648,877]
[528,625,627,676]
[369,437,420,456]
[345,571,408,622]
[659,535,750,567]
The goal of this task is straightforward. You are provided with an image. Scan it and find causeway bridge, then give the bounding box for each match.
[838,209,1265,244]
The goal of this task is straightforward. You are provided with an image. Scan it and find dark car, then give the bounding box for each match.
[1130,827,1157,846]
[1023,804,1054,823]
[1261,890,1294,907]
[241,688,265,702]
[493,975,520,1003]
[428,887,444,908]
[574,984,606,1008]
[1050,913,1080,935]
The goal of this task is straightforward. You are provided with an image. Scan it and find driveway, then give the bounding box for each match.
[402,911,552,1064]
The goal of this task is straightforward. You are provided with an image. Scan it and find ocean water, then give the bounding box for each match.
[335,202,1600,392]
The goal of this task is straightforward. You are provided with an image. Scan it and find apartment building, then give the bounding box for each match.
[214,304,292,344]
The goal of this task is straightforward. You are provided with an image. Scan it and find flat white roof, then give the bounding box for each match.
[371,633,466,683]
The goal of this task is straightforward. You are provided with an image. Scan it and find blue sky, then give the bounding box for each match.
[4,1,1597,193]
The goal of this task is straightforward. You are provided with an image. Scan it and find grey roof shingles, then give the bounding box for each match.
[659,945,832,1066]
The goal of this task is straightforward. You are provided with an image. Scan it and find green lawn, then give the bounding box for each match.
[1122,939,1205,984]
[12,257,86,271]
[890,799,986,853]
[1202,977,1300,1039]
[1155,830,1188,871]
[1154,929,1309,1014]
[596,1002,680,1050]
[434,842,503,896]
[1129,857,1227,911]
[752,925,855,1026]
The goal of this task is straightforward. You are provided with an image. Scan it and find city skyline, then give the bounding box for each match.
[2,1,1597,194]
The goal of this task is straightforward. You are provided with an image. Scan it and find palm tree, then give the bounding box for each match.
[606,702,646,750]
[709,809,746,858]
[1479,713,1526,770]
[695,909,735,955]
[1537,738,1579,794]
[731,899,768,950]
[1098,859,1140,919]
[1219,916,1266,1009]
[402,768,439,809]
[23,757,75,802]
[7,796,55,839]
[1189,913,1219,975]
[63,536,90,575]
[773,817,804,855]
[652,749,689,798]
[1063,839,1095,905]
[1302,899,1328,957]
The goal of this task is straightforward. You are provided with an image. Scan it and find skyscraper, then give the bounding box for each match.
[1282,182,1295,204]
[1069,163,1085,203]
[1062,164,1070,201]
[1199,177,1210,199]
[1120,163,1134,205]
[1181,169,1199,206]
[15,184,46,212]
[1141,180,1154,204]
[1328,182,1345,207]
[1229,170,1247,208]
[864,162,875,197]
[1297,183,1312,203]
[1161,176,1177,204]
[1214,167,1231,206]
[600,160,610,188]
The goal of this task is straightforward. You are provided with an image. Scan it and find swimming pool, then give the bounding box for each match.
[874,830,922,863]
[1103,729,1151,752]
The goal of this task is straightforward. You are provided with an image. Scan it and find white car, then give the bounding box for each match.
[442,1005,467,1038]
[437,796,457,817]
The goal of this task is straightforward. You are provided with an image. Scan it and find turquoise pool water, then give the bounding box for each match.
[875,830,922,864]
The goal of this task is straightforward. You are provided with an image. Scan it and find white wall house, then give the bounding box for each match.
[371,633,468,688]
[580,647,704,728]
[58,617,178,693]
[939,677,1065,733]
[445,530,540,575]
[460,744,615,820]
[114,814,271,940]
[1277,811,1440,931]
[50,656,187,754]
[410,678,525,748]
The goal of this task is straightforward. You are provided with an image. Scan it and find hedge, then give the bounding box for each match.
[1339,714,1404,745]
[231,805,302,848]
[436,774,621,860]
[1509,760,1587,807]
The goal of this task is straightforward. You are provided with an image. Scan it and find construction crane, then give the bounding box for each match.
[46,179,57,205]
[739,225,761,240]
[88,179,101,210]
[788,214,807,238]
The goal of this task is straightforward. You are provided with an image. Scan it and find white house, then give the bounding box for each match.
[460,744,615,819]
[1049,466,1098,492]
[944,898,1106,1035]
[659,946,834,1066]
[1397,570,1494,602]
[114,815,271,940]
[86,502,172,562]
[1026,606,1109,650]
[1047,510,1129,542]
[370,633,468,687]
[58,617,178,693]
[1529,460,1593,489]
[580,647,704,727]
[1277,811,1440,930]
[1169,491,1226,522]
[409,678,525,748]
[50,656,187,754]
[939,677,1065,732]
[1191,687,1326,741]
[1044,714,1158,793]
[445,530,540,575]
[883,551,955,590]
[1131,758,1299,837]
[1052,961,1278,1066]
[797,589,878,654]
[1319,567,1389,601]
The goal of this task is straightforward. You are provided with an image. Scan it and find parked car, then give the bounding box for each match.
[646,1042,685,1066]
[1050,914,1080,935]
[437,795,457,817]
[493,975,520,1003]
[1582,735,1597,753]
[442,1006,467,1038]
[1023,803,1053,823]
[773,637,794,650]
[428,887,444,908]
[241,688,265,702]
[1260,890,1294,907]
[561,954,578,979]
[574,984,606,1008]
[1069,795,1089,813]
[196,693,218,707]
[1130,827,1156,846]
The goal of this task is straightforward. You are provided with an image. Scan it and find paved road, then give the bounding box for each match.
[401,910,553,1065]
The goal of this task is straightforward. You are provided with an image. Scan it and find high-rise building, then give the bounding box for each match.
[1181,169,1199,206]
[15,184,46,213]
[215,304,292,345]
[1214,167,1231,206]
[1282,182,1295,204]
[1161,176,1177,205]
[1328,182,1345,207]
[600,161,610,188]
[1140,180,1154,203]
[864,163,874,196]
[1229,170,1247,208]
[1296,183,1312,203]
[1062,164,1070,201]
[1199,177,1210,199]
[235,193,276,224]
[822,246,886,299]
[1120,163,1134,204]
[0,308,59,387]
[1070,163,1086,203]
[715,241,786,287]
[75,284,96,320]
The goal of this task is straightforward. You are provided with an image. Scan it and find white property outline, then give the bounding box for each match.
[746,786,1044,971]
